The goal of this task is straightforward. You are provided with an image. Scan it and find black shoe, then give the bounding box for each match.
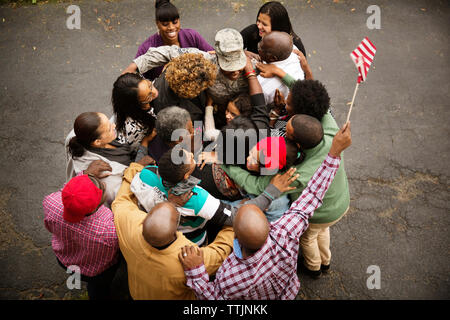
[320,264,330,274]
[298,258,321,279]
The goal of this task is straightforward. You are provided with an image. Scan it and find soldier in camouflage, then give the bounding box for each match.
[124,28,249,108]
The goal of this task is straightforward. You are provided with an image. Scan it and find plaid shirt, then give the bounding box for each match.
[184,154,341,300]
[43,174,120,277]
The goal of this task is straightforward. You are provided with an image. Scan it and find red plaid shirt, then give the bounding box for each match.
[184,154,341,300]
[43,175,120,277]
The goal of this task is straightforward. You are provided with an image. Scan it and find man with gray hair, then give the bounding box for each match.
[147,106,195,163]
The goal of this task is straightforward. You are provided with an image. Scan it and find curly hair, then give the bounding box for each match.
[290,79,330,120]
[165,53,217,99]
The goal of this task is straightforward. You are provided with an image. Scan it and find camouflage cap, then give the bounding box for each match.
[214,28,247,72]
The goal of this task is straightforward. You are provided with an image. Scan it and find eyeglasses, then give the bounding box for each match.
[140,80,156,106]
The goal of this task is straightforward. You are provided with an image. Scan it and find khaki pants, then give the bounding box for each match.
[300,207,349,271]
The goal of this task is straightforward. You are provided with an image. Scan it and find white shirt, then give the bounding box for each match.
[257,50,304,104]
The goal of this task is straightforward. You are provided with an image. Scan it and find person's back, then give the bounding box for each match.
[43,160,121,299]
[221,111,349,224]
[180,122,352,299]
[112,162,234,300]
[43,189,119,277]
[289,111,349,224]
[199,214,302,299]
[137,165,220,246]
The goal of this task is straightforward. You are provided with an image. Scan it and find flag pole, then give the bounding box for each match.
[346,82,359,123]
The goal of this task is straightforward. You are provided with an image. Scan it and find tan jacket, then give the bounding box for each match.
[112,163,234,300]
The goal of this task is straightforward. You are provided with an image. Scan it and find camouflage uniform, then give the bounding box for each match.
[133,29,249,107]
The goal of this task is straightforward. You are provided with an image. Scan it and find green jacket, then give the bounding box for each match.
[221,111,350,224]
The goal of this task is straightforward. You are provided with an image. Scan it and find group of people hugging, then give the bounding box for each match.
[43,0,352,300]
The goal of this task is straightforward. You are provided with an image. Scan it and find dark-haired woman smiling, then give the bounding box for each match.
[240,1,306,56]
[135,0,214,80]
[68,112,155,207]
[112,73,158,148]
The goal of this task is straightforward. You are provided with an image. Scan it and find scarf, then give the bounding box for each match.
[87,140,135,167]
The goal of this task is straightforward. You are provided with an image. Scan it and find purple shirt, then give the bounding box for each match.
[135,28,214,80]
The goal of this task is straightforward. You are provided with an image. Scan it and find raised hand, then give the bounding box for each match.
[329,122,352,157]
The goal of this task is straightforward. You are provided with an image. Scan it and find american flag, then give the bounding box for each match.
[350,37,377,83]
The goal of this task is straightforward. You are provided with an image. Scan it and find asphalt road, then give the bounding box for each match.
[0,0,449,300]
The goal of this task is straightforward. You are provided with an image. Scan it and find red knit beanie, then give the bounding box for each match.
[62,175,103,223]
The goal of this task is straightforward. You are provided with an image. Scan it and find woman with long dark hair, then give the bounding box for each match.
[112,72,158,148]
[135,0,214,80]
[240,1,306,56]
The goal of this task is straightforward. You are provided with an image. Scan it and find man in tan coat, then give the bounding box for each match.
[112,162,234,300]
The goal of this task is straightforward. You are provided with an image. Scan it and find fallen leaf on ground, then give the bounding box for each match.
[231,2,244,13]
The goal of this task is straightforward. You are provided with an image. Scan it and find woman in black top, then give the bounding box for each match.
[240,1,306,56]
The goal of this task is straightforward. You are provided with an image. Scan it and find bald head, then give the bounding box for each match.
[234,204,270,251]
[259,31,293,63]
[142,202,179,247]
[288,114,324,150]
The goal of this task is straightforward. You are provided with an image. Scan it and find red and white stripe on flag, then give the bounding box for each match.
[350,37,376,83]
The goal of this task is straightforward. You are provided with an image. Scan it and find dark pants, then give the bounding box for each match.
[57,257,120,300]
